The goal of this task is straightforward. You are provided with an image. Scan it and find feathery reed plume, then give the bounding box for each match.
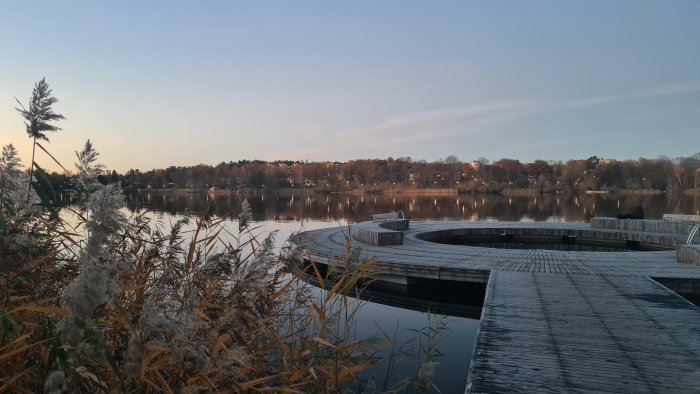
[3,92,379,391]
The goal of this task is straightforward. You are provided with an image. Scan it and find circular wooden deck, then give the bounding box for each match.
[292,220,700,392]
[292,220,700,283]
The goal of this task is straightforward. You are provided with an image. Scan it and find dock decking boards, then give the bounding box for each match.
[467,271,700,393]
[294,221,698,281]
[292,221,700,392]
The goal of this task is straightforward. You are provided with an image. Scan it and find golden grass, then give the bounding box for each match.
[1,212,380,393]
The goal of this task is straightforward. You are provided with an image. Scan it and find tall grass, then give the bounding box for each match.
[1,143,379,393]
[2,80,449,392]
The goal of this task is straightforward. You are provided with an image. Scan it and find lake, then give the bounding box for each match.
[121,190,697,392]
[125,189,699,223]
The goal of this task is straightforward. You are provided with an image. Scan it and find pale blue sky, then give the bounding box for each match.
[1,1,699,172]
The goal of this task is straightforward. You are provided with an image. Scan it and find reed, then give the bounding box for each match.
[1,146,379,393]
[374,312,449,393]
[2,80,384,392]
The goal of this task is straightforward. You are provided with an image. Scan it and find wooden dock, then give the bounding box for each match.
[293,221,699,281]
[467,271,700,393]
[291,220,700,392]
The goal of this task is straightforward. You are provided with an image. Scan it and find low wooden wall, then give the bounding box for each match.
[663,214,700,222]
[678,245,700,265]
[591,217,700,264]
[591,217,697,236]
[416,225,681,248]
[351,219,408,246]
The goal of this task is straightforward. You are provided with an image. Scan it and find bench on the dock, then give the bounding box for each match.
[371,211,405,222]
[353,212,410,246]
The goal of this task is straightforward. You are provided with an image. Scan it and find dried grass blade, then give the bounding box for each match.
[0,334,31,352]
[155,370,175,394]
[312,337,336,349]
[310,303,325,321]
[309,261,324,289]
[212,333,231,357]
[35,141,68,172]
[204,227,223,247]
[238,373,286,390]
[337,340,363,354]
[338,362,372,379]
[0,337,55,362]
[287,369,306,383]
[0,366,33,393]
[74,366,108,390]
[193,308,213,322]
[325,276,345,302]
[146,344,170,353]
[10,305,72,317]
[185,221,202,273]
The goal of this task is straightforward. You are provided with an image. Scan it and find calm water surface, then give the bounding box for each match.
[119,190,697,392]
[124,190,699,223]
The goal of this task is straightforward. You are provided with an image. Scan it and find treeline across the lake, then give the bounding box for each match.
[44,154,700,194]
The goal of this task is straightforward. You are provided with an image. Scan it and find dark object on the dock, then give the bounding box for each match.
[617,206,644,219]
[562,235,577,244]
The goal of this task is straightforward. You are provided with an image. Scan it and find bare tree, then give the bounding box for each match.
[445,155,462,186]
[15,78,65,204]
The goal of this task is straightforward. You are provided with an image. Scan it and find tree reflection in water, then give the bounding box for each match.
[123,190,697,223]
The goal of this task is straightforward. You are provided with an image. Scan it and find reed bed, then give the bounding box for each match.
[1,142,381,393]
[3,79,445,392]
[2,212,384,392]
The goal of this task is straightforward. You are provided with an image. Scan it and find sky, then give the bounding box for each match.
[1,1,699,173]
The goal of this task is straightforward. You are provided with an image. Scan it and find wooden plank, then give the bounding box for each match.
[467,271,700,393]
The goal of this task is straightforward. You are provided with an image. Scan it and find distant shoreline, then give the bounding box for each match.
[129,187,695,196]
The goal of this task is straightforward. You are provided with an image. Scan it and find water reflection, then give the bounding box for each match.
[123,190,698,222]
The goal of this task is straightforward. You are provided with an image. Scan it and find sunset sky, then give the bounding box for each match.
[1,1,699,173]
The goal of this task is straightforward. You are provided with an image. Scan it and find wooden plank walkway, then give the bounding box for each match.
[467,271,700,393]
[292,221,700,392]
[293,221,700,281]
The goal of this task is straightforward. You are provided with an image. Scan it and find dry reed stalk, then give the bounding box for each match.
[1,208,381,392]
